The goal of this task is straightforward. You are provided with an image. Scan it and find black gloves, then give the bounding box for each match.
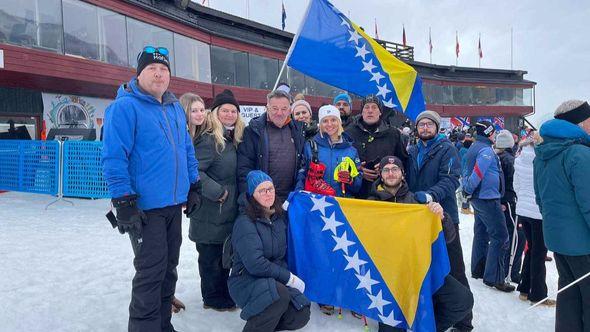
[112,195,146,235]
[184,181,202,216]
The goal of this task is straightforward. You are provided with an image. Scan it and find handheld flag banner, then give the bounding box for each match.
[286,191,450,331]
[286,0,425,120]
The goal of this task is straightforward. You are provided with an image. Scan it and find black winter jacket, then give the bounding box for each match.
[345,117,408,198]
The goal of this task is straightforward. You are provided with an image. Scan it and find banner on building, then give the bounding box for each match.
[42,93,112,141]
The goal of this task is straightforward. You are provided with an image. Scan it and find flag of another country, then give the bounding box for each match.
[286,0,425,120]
[286,191,450,331]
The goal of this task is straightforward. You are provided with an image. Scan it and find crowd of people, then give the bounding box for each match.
[101,46,590,332]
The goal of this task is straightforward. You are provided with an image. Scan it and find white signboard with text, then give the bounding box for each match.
[239,105,266,125]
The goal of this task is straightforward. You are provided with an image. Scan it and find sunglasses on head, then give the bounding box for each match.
[142,46,169,56]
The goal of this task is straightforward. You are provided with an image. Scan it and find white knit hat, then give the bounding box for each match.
[495,130,515,149]
[318,105,341,123]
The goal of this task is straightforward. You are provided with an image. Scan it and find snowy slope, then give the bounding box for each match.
[0,192,556,331]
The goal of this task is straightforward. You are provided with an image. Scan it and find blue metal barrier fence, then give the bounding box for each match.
[0,140,110,199]
[0,140,59,195]
[63,141,110,198]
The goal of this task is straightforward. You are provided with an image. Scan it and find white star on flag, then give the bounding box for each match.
[368,290,392,314]
[321,212,343,235]
[348,29,362,45]
[355,44,370,60]
[376,83,391,98]
[310,195,332,216]
[343,250,368,273]
[382,98,396,109]
[370,71,385,84]
[356,269,379,292]
[361,59,376,73]
[340,17,351,29]
[332,231,355,255]
[378,311,403,328]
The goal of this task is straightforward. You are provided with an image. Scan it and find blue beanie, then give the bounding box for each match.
[247,170,273,195]
[333,93,351,105]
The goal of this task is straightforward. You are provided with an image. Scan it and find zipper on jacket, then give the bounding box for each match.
[162,104,179,204]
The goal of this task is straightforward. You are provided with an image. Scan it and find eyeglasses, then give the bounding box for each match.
[256,187,275,195]
[417,122,436,129]
[143,46,169,56]
[382,166,402,174]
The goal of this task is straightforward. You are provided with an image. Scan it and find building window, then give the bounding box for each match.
[63,0,99,60]
[211,46,249,87]
[97,8,127,67]
[126,18,174,74]
[174,33,211,83]
[249,54,278,90]
[286,67,306,95]
[0,0,63,52]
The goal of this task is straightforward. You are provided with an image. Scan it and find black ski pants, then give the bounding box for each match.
[554,253,590,332]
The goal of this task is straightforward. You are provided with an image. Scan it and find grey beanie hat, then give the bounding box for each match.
[495,130,515,149]
[554,100,590,124]
[416,110,441,130]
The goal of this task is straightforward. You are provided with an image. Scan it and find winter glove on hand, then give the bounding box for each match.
[462,190,472,200]
[337,170,353,185]
[286,273,306,293]
[112,195,146,235]
[414,191,433,204]
[184,181,202,216]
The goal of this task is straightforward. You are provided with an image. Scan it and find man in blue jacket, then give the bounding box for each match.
[534,100,590,332]
[463,120,514,292]
[102,46,200,332]
[407,110,473,331]
[237,89,305,205]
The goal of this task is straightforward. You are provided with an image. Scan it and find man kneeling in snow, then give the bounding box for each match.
[367,156,474,332]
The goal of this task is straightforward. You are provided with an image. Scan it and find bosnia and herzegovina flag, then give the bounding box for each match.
[285,191,450,331]
[286,0,425,120]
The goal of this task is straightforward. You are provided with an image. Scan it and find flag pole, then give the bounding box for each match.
[273,0,314,91]
[478,33,481,68]
[510,27,514,69]
[429,27,432,64]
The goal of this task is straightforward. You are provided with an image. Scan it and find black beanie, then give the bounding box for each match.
[379,155,405,174]
[475,120,495,137]
[554,100,590,124]
[211,89,240,112]
[361,94,383,112]
[136,49,170,76]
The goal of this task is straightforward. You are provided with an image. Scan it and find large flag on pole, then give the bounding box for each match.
[286,191,450,331]
[286,0,425,120]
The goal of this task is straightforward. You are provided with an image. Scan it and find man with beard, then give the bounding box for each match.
[405,110,472,331]
[368,156,473,332]
[333,93,354,128]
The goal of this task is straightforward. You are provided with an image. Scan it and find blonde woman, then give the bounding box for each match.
[180,92,209,139]
[188,89,244,311]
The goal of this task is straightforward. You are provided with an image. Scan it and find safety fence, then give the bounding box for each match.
[0,140,110,199]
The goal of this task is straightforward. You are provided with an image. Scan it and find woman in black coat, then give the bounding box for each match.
[228,170,311,332]
[189,89,245,311]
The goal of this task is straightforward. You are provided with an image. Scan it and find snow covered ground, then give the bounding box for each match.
[0,192,556,331]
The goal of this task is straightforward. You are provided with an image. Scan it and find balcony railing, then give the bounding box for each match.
[374,39,414,61]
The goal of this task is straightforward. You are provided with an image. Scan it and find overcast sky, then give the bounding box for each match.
[199,0,590,127]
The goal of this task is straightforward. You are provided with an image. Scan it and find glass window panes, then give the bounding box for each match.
[174,33,211,83]
[0,0,63,52]
[126,18,174,74]
[211,46,249,87]
[249,54,278,90]
[98,8,127,66]
[63,0,99,60]
[286,68,305,95]
[306,76,338,98]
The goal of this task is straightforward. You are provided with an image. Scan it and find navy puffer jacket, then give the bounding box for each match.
[228,209,310,320]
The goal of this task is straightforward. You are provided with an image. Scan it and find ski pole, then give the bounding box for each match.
[506,204,519,283]
[529,270,590,310]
